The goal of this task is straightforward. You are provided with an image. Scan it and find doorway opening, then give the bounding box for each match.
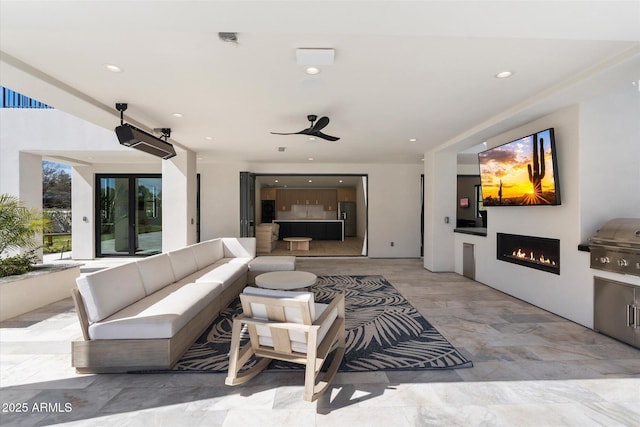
[95,174,162,257]
[242,173,368,256]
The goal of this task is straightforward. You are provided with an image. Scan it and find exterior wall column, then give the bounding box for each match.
[162,148,197,251]
[423,149,457,272]
[71,165,95,259]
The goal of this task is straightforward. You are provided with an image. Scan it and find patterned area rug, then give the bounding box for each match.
[174,275,472,372]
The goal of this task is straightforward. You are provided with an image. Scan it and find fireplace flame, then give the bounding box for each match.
[511,248,557,266]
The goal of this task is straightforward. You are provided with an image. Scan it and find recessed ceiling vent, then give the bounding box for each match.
[218,32,238,43]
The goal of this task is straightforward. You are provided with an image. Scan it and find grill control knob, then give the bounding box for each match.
[599,257,610,264]
[617,259,628,267]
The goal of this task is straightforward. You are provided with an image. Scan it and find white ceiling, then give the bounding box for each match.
[1,1,639,165]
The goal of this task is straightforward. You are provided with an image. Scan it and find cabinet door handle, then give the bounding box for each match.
[627,305,634,327]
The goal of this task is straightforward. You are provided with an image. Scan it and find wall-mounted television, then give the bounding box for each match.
[478,128,561,206]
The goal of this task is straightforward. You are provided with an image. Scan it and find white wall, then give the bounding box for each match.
[197,161,249,240]
[579,83,640,241]
[453,88,640,328]
[423,150,458,271]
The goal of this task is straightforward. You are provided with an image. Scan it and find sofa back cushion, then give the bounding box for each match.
[191,239,224,270]
[222,237,256,258]
[136,253,176,295]
[76,262,146,323]
[168,246,199,280]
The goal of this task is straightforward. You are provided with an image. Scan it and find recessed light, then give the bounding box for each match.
[274,179,279,183]
[305,66,320,75]
[339,180,343,183]
[308,157,314,161]
[308,180,313,183]
[495,71,513,79]
[409,138,417,142]
[172,112,183,118]
[309,137,316,141]
[205,136,213,141]
[104,64,123,73]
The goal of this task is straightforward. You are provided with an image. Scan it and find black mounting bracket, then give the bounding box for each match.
[115,103,128,125]
[154,128,172,140]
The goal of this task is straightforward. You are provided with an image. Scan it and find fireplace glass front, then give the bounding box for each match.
[496,233,560,274]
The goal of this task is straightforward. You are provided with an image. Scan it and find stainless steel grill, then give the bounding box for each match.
[589,218,640,277]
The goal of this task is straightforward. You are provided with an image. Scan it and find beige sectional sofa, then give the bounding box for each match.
[71,237,255,373]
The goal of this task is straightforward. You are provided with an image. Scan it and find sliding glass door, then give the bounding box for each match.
[96,174,163,257]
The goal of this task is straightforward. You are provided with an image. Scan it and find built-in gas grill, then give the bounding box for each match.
[589,218,640,277]
[590,218,640,349]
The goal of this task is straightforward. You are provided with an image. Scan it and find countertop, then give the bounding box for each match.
[273,219,344,222]
[454,227,487,236]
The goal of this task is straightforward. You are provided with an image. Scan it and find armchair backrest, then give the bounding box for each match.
[240,287,317,353]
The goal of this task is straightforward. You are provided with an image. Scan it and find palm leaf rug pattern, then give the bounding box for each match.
[175,275,472,372]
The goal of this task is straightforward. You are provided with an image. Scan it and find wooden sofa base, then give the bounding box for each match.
[72,272,247,373]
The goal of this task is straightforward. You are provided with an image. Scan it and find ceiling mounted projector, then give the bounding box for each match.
[114,103,176,160]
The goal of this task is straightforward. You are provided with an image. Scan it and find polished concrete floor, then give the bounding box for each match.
[1,258,639,426]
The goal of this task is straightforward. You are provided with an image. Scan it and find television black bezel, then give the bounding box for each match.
[477,127,561,206]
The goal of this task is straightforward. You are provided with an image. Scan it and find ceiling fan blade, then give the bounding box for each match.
[316,132,340,141]
[310,116,330,132]
[270,129,310,136]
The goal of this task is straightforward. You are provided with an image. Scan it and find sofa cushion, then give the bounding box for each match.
[76,262,146,323]
[168,247,198,280]
[222,237,256,258]
[195,262,247,287]
[191,239,224,270]
[136,253,175,295]
[87,281,224,340]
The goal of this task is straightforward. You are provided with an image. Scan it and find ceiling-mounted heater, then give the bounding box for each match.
[114,103,176,159]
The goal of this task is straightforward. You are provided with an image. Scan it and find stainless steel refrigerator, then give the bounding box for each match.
[338,201,357,237]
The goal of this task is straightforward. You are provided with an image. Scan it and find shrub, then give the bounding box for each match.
[0,194,51,278]
[0,251,37,277]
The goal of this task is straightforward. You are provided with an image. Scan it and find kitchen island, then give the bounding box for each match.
[273,220,344,241]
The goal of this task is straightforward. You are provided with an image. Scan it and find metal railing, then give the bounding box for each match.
[1,86,53,109]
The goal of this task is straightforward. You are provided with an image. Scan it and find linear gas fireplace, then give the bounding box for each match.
[497,233,560,274]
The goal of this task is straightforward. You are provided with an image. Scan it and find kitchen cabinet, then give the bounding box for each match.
[275,189,338,209]
[318,189,337,211]
[276,189,291,211]
[260,187,276,200]
[337,188,356,202]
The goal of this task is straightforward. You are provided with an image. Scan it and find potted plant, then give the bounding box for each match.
[0,194,80,321]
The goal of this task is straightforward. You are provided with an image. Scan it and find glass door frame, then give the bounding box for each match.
[95,173,162,257]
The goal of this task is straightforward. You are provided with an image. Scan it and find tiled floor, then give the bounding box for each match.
[1,258,639,426]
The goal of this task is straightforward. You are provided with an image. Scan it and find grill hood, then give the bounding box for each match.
[590,218,640,248]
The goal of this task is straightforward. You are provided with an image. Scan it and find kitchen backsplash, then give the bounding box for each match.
[277,204,338,220]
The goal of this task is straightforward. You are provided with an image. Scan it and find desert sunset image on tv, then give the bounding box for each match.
[478,128,560,206]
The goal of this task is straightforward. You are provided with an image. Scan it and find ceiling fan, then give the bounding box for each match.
[270,115,340,141]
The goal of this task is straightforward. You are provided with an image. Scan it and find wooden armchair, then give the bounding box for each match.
[225,287,346,402]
